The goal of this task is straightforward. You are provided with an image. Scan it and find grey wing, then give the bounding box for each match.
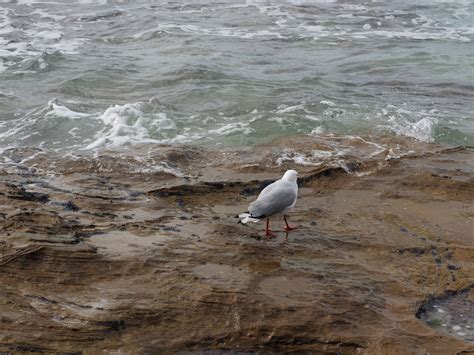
[249,184,296,218]
[257,179,282,199]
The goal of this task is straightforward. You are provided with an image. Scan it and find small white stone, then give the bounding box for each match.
[437,308,445,313]
[452,325,461,331]
[458,332,466,336]
[363,23,371,30]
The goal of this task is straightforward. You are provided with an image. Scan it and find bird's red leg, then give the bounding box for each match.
[284,215,297,232]
[265,218,277,238]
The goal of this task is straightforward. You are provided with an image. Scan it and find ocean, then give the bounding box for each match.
[0,0,473,156]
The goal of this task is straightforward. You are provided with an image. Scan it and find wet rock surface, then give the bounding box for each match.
[0,136,473,353]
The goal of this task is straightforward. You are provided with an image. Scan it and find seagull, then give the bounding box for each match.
[239,169,298,237]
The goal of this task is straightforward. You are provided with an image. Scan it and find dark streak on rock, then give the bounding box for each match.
[24,294,58,305]
[82,211,117,219]
[148,167,346,198]
[7,187,49,203]
[396,247,426,256]
[447,264,461,271]
[8,344,50,352]
[0,245,44,266]
[97,320,126,332]
[63,201,80,212]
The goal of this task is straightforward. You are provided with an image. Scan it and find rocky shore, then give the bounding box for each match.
[0,136,473,354]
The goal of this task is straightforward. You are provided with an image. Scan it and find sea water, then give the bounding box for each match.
[0,0,473,154]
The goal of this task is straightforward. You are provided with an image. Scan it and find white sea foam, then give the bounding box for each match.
[45,100,89,120]
[305,115,321,122]
[320,100,336,107]
[207,122,253,136]
[288,0,336,3]
[86,103,160,149]
[0,99,94,149]
[68,127,80,139]
[133,23,285,40]
[268,117,285,124]
[341,4,367,11]
[276,148,333,166]
[128,4,472,44]
[310,126,325,135]
[34,30,63,41]
[379,105,440,142]
[128,155,185,176]
[0,4,86,74]
[276,103,307,114]
[31,8,66,22]
[276,150,314,166]
[0,10,13,36]
[390,116,438,142]
[353,29,471,42]
[412,14,434,27]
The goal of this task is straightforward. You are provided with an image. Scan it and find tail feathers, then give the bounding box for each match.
[238,213,261,224]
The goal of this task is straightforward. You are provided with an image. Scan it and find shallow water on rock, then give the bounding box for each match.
[418,288,474,343]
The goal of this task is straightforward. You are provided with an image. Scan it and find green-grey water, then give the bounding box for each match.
[0,0,473,153]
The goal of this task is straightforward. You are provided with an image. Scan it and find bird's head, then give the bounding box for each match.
[283,169,298,183]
